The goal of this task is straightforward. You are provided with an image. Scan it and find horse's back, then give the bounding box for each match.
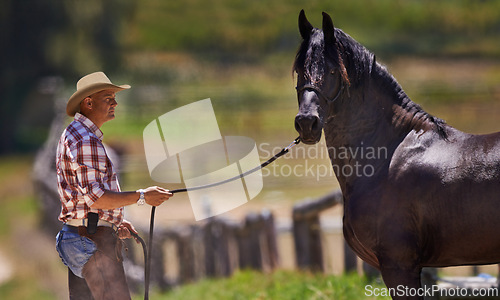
[387,127,500,266]
[391,127,500,185]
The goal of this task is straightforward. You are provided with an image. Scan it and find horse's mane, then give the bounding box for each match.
[294,27,448,139]
[293,28,327,85]
[371,62,448,140]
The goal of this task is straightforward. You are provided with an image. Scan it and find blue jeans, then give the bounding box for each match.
[55,225,97,278]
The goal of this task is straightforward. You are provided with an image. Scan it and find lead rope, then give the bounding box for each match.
[137,137,300,299]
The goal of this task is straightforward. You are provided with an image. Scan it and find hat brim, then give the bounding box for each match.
[66,83,131,117]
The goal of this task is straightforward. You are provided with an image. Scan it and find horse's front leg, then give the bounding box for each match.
[380,266,423,300]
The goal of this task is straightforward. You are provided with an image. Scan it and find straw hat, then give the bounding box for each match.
[66,71,131,117]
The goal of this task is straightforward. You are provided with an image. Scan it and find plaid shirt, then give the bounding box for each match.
[56,113,123,226]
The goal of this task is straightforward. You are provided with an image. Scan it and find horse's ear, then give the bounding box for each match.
[299,9,313,40]
[322,12,336,45]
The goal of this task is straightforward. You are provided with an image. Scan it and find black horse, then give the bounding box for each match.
[294,10,500,299]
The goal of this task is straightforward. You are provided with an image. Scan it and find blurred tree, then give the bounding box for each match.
[0,0,136,153]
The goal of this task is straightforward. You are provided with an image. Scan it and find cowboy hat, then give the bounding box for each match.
[66,71,131,117]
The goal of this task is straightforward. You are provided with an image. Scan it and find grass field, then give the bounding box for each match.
[134,270,391,300]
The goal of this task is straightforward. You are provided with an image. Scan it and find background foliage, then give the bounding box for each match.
[2,0,500,153]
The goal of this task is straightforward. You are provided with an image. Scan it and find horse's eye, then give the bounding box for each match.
[330,70,336,75]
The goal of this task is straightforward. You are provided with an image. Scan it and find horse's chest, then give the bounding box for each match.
[343,199,378,249]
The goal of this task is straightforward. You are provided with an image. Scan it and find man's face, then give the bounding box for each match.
[87,90,118,125]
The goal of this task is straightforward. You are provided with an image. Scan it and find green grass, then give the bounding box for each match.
[136,270,390,300]
[0,278,55,300]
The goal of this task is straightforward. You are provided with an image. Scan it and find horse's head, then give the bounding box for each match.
[293,10,349,144]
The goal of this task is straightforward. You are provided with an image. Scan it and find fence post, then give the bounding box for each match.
[262,210,279,270]
[150,232,167,289]
[176,226,196,284]
[292,190,342,272]
[235,211,279,272]
[240,212,265,270]
[204,218,235,277]
[292,213,323,271]
[236,217,252,270]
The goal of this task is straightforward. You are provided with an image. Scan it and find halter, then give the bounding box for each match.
[295,77,346,103]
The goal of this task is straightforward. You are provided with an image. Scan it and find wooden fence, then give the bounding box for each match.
[124,210,280,289]
[122,190,374,291]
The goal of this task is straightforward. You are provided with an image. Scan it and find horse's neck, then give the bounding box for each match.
[324,68,430,195]
[324,112,394,198]
[324,114,401,196]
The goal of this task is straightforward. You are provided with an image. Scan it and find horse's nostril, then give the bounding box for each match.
[295,114,322,144]
[295,114,320,134]
[295,118,302,132]
[311,116,319,131]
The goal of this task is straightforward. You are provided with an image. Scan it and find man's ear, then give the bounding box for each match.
[85,97,93,108]
[80,97,92,112]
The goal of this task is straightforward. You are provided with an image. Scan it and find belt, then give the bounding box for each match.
[62,224,80,234]
[65,218,117,229]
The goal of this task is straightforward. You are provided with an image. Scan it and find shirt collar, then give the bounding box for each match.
[74,112,104,140]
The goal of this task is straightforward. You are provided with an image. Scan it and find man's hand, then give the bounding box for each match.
[143,186,173,206]
[92,186,173,210]
[117,219,140,243]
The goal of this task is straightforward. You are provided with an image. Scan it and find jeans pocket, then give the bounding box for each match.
[56,231,97,278]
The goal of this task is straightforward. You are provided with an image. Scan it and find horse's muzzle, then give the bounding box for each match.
[294,114,322,144]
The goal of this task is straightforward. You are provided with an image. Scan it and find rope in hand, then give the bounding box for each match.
[135,137,301,299]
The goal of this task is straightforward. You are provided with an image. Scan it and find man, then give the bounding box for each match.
[55,71,172,299]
